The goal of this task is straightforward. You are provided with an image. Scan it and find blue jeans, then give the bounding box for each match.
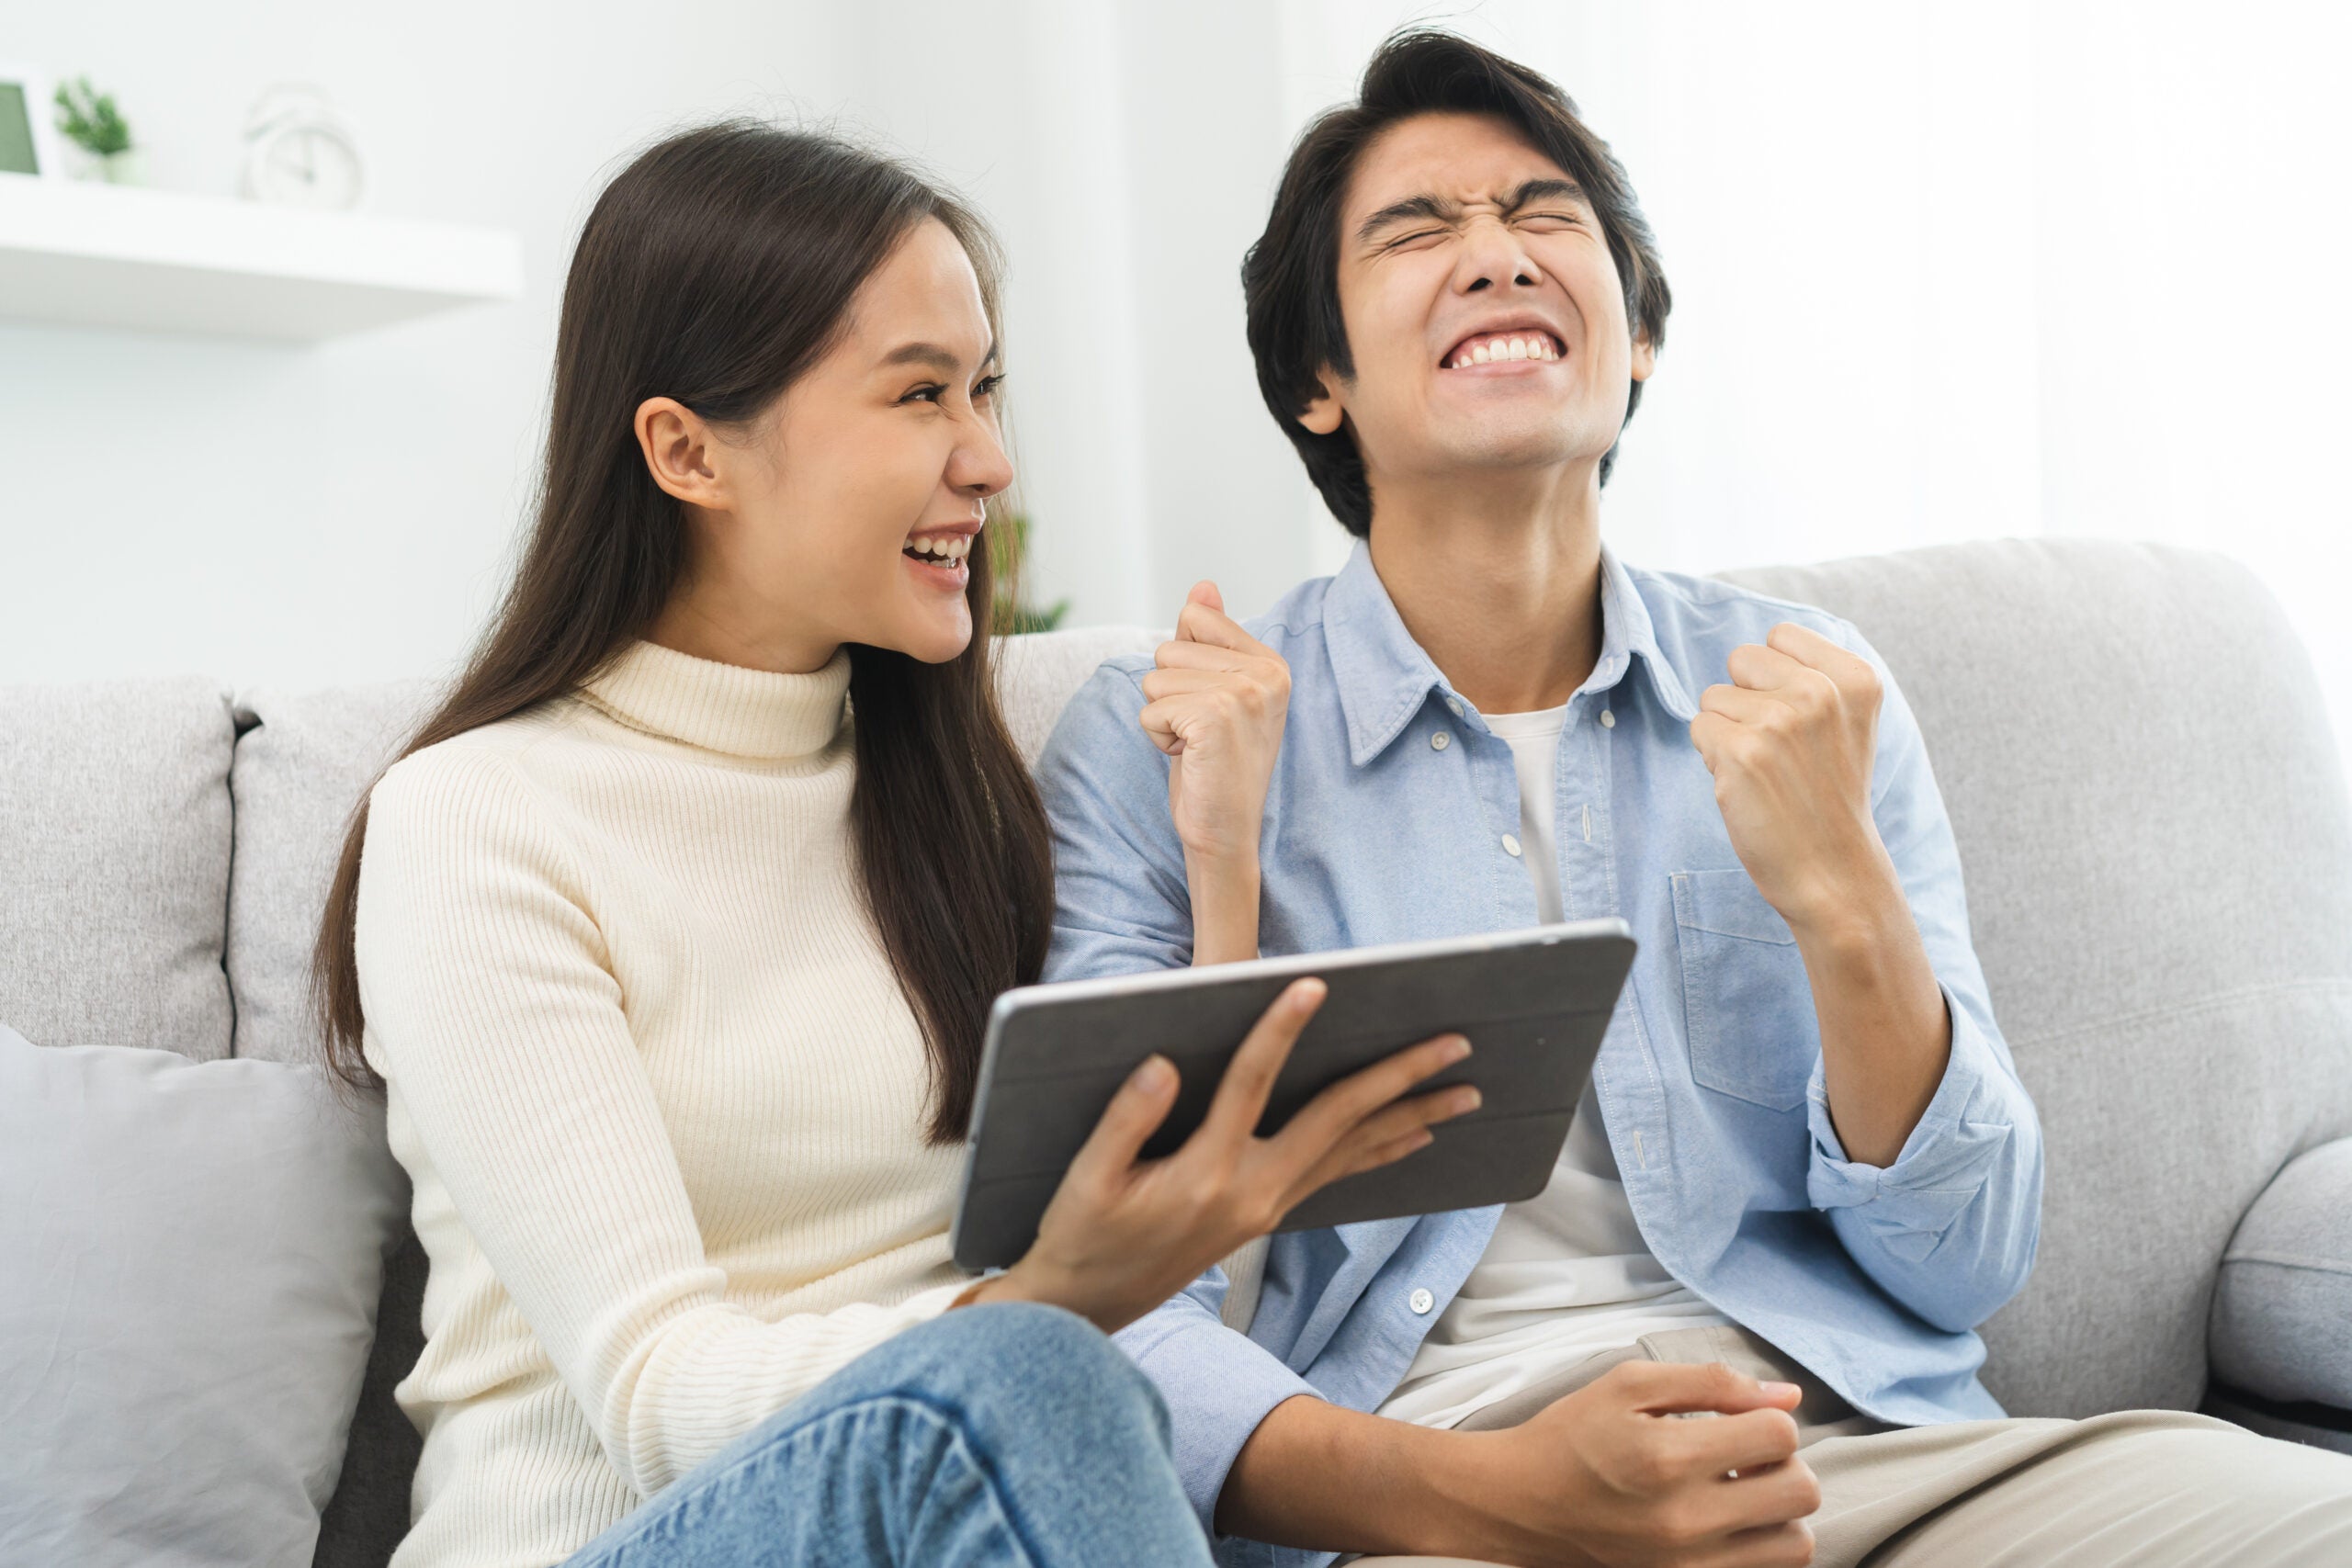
[560,1301,1214,1568]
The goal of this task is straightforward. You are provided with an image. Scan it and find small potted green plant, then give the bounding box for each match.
[990,512,1071,636]
[54,76,136,184]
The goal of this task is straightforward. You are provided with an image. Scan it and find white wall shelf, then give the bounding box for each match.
[0,175,524,342]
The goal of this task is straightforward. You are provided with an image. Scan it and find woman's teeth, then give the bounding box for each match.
[904,535,974,562]
[1447,333,1560,368]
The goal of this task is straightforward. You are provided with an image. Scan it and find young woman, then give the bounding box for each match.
[311,124,1476,1568]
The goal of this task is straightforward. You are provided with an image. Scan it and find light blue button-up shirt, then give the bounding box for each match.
[1035,543,2043,1565]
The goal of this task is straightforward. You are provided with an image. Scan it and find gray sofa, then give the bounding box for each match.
[4,538,2347,1567]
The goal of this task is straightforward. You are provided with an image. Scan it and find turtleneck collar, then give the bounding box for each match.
[580,639,851,761]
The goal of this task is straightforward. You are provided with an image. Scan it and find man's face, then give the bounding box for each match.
[1301,111,1654,495]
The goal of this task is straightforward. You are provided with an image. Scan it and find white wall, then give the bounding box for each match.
[0,0,855,687]
[0,0,1329,687]
[828,0,1334,627]
[1261,1,2352,759]
[6,1,2350,776]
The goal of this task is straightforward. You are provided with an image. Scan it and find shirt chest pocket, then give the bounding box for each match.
[1670,869,1821,1112]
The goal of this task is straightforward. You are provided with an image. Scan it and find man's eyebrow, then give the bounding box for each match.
[1505,177,1587,212]
[879,340,999,374]
[1354,177,1589,244]
[1356,193,1461,244]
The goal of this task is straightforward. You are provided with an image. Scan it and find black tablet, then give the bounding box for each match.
[949,919,1637,1272]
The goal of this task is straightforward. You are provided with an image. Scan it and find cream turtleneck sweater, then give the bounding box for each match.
[354,640,970,1568]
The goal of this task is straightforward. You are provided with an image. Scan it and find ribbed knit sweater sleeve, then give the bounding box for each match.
[354,740,964,1500]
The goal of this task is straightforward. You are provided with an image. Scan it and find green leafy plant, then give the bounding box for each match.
[990,512,1070,635]
[54,76,132,159]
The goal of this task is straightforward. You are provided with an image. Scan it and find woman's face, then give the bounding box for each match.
[642,216,1012,671]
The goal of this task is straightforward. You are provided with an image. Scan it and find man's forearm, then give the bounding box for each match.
[1187,849,1261,966]
[1791,854,1951,1168]
[1217,1393,1481,1556]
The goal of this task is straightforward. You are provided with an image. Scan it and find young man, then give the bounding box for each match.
[1034,28,2352,1568]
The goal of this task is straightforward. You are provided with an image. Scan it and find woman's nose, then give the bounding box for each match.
[954,418,1014,498]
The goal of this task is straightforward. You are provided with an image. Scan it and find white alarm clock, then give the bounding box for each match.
[241,85,364,211]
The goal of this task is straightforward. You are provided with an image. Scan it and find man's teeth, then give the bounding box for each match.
[1447,333,1559,368]
[905,535,974,562]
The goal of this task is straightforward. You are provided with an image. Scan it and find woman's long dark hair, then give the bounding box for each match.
[312,123,1055,1143]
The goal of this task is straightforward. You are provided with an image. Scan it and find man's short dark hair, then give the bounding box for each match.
[1242,29,1672,536]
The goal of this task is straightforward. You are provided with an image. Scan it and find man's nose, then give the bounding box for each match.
[1455,216,1544,292]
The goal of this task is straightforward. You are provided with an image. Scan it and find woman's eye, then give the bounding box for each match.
[973,374,1004,400]
[1518,210,1580,230]
[900,383,945,405]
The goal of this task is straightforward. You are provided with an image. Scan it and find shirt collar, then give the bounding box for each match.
[1322,539,1698,768]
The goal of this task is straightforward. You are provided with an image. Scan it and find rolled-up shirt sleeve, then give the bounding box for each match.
[1804,627,2045,1333]
[1115,1282,1318,1537]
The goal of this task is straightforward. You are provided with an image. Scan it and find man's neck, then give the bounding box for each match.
[1363,464,1605,716]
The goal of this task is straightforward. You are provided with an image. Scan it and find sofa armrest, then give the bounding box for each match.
[2211,1137,2352,1409]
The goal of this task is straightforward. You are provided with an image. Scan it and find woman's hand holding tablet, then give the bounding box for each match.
[953,922,1637,1283]
[954,977,1476,1334]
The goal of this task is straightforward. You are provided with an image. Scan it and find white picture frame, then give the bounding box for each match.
[0,64,68,180]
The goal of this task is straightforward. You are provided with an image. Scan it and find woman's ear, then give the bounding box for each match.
[635,397,729,507]
[1296,367,1346,436]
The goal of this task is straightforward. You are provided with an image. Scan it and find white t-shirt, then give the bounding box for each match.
[1374,703,1734,1430]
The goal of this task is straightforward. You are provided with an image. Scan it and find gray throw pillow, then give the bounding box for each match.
[0,1026,408,1568]
[2211,1135,2352,1410]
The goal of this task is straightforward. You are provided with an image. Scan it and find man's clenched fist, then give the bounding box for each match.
[1139,581,1291,871]
[1688,623,1891,934]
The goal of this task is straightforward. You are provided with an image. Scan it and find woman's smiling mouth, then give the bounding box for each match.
[902,527,977,589]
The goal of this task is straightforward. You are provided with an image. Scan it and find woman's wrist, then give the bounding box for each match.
[957,1264,1049,1315]
[958,1259,1134,1333]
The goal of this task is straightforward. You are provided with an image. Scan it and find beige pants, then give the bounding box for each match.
[1352,1325,2352,1567]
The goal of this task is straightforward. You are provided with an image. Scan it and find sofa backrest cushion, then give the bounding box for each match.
[0,679,236,1060]
[1721,538,2352,1420]
[228,683,443,1066]
[996,626,1165,763]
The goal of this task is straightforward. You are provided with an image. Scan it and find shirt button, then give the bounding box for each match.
[1430,730,1452,751]
[1408,1288,1435,1314]
[1501,834,1522,858]
[1445,697,1464,717]
[1600,709,1616,728]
